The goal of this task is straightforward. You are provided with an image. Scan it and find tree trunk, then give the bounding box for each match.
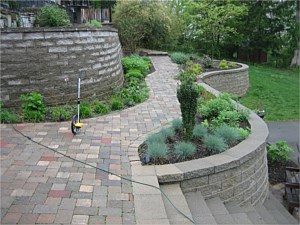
[290,0,300,68]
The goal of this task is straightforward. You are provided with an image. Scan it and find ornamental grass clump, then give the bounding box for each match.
[170,52,189,64]
[172,118,183,131]
[193,124,208,140]
[147,142,168,161]
[146,133,165,145]
[204,135,227,154]
[213,125,242,145]
[174,142,196,159]
[159,127,174,139]
[177,78,200,141]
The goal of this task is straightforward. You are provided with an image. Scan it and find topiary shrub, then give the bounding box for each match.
[174,142,196,159]
[36,5,70,27]
[170,52,189,64]
[204,135,227,154]
[177,78,200,141]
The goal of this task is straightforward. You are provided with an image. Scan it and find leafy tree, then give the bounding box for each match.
[113,0,181,53]
[184,0,247,58]
[238,1,297,67]
[36,5,70,27]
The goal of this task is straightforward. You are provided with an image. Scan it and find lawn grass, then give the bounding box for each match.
[240,64,299,121]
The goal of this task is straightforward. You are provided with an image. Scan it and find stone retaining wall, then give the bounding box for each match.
[152,83,269,206]
[199,62,249,97]
[0,27,124,108]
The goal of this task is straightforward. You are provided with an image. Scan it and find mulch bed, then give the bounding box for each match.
[138,119,250,166]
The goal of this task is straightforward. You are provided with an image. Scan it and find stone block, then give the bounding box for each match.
[23,33,44,40]
[48,47,68,53]
[1,33,23,40]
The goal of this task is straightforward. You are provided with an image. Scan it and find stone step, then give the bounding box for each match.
[160,184,194,225]
[225,202,265,224]
[206,197,251,224]
[254,203,279,224]
[263,192,298,224]
[184,191,217,224]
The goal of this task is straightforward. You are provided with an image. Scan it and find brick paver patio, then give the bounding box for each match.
[0,56,181,224]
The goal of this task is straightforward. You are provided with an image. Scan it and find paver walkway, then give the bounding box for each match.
[0,56,181,224]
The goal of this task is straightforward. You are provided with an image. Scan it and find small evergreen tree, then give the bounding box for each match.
[177,78,200,141]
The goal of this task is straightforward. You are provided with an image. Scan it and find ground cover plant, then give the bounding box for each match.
[138,90,251,165]
[240,64,299,121]
[267,141,297,184]
[0,55,151,123]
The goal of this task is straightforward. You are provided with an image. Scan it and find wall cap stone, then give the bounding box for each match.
[0,26,118,33]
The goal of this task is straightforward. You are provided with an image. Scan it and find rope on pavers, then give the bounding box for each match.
[11,125,195,224]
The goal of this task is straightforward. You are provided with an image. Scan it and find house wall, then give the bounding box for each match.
[0,26,124,108]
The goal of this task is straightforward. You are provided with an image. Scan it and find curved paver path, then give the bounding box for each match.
[0,56,181,224]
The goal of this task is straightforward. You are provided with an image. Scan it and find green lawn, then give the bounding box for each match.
[240,65,299,121]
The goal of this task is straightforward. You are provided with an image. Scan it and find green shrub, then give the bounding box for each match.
[0,103,18,123]
[80,101,92,118]
[159,127,174,139]
[202,54,213,68]
[122,56,150,75]
[147,142,168,160]
[178,72,193,82]
[186,61,202,76]
[110,98,123,111]
[211,110,241,127]
[94,101,109,114]
[51,106,71,121]
[218,59,229,69]
[170,52,189,64]
[267,141,293,162]
[204,135,227,154]
[86,19,102,28]
[237,127,251,140]
[193,124,208,140]
[177,78,200,141]
[228,62,237,67]
[175,142,196,158]
[199,97,234,119]
[36,5,70,27]
[214,126,241,145]
[146,133,165,144]
[20,92,46,122]
[172,119,182,131]
[125,69,144,81]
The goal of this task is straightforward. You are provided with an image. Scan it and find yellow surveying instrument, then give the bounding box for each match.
[71,76,83,134]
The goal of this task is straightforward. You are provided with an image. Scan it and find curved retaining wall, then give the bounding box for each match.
[199,62,249,97]
[131,83,269,207]
[0,27,124,108]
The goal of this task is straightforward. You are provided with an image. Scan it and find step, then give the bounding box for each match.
[160,184,194,224]
[229,212,253,224]
[263,192,298,224]
[254,203,279,224]
[226,202,265,224]
[184,191,217,224]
